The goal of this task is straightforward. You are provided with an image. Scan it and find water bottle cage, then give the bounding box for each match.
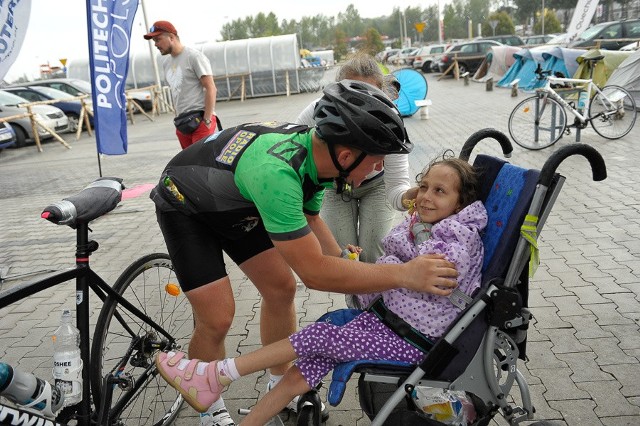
[18,381,58,418]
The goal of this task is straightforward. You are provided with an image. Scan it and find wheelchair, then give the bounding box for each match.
[294,128,607,426]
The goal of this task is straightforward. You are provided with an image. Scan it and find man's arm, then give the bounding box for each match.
[305,213,342,257]
[201,75,217,126]
[272,232,458,295]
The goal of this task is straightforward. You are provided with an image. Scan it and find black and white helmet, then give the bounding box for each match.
[313,79,413,155]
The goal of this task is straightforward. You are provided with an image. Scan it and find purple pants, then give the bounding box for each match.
[289,312,425,388]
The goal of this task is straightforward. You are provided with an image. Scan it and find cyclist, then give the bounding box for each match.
[150,79,459,425]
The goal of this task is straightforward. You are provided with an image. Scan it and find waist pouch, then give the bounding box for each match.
[173,110,204,134]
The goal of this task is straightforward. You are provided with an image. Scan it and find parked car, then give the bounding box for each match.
[4,85,93,132]
[0,121,17,149]
[522,34,554,45]
[11,78,153,111]
[378,48,400,64]
[389,48,419,66]
[0,90,70,148]
[568,18,640,50]
[437,40,502,75]
[481,35,524,46]
[413,43,449,73]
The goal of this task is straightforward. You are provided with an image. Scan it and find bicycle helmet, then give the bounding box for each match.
[313,79,412,155]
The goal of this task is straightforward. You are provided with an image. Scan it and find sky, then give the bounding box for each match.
[5,0,448,82]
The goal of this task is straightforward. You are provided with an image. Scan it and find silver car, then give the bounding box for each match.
[0,90,70,148]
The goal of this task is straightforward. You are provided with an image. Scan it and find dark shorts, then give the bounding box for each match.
[156,208,274,292]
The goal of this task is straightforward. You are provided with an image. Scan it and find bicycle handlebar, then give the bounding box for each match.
[41,178,124,228]
[539,144,607,187]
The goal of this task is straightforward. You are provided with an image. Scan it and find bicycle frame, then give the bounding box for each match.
[0,222,175,425]
[539,75,601,124]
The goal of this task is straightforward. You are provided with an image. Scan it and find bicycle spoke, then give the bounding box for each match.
[589,85,637,140]
[91,254,193,426]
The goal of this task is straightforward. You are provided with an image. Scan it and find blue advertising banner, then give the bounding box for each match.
[0,0,32,81]
[86,0,138,155]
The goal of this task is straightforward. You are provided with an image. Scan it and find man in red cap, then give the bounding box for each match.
[144,21,218,150]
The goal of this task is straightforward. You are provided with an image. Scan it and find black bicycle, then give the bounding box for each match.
[0,177,193,425]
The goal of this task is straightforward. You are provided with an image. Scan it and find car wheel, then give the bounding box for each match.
[10,124,27,148]
[66,113,79,133]
[422,61,432,73]
[458,63,469,75]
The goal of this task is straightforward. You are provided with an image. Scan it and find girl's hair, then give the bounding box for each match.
[416,155,479,209]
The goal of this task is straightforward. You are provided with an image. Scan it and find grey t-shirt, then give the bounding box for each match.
[162,46,213,115]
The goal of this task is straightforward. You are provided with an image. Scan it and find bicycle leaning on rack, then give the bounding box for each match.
[0,177,193,426]
[508,55,637,150]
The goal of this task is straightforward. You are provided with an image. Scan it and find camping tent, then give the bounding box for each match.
[605,48,640,108]
[472,46,521,82]
[497,47,549,90]
[392,68,428,117]
[526,47,584,90]
[573,49,633,87]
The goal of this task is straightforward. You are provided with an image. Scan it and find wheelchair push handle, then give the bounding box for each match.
[459,128,513,162]
[41,177,124,228]
[539,144,607,187]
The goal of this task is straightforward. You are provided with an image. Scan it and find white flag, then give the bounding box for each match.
[0,0,32,81]
[566,0,600,41]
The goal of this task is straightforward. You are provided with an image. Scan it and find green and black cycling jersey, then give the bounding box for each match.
[151,121,333,241]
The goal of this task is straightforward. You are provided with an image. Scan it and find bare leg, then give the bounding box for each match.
[240,248,297,375]
[186,277,235,361]
[241,366,311,426]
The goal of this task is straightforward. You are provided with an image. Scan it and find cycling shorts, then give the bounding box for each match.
[156,208,274,292]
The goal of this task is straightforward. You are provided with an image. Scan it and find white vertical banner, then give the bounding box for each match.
[566,0,600,40]
[0,0,32,81]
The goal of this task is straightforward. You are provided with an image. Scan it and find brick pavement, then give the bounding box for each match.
[0,71,639,426]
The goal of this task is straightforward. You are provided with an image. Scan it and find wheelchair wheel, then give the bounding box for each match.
[508,95,566,150]
[91,253,193,426]
[296,403,318,426]
[589,85,637,140]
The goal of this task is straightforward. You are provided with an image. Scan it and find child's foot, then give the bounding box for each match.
[155,351,225,412]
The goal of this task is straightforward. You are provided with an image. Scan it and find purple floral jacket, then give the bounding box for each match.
[357,201,488,339]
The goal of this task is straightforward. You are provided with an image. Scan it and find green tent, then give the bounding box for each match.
[573,49,633,87]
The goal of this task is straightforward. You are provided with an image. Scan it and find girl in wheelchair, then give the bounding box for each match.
[155,157,488,425]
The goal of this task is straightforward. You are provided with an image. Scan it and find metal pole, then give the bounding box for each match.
[437,0,443,44]
[140,0,165,110]
[542,0,545,34]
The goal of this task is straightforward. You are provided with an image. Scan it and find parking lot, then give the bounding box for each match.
[1,71,639,425]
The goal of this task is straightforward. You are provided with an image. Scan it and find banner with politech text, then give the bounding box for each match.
[86,0,138,155]
[0,0,31,82]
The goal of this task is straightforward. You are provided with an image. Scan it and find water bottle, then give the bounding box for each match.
[52,309,82,406]
[0,362,64,417]
[577,90,589,112]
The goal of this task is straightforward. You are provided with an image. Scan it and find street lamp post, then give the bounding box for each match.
[542,0,545,35]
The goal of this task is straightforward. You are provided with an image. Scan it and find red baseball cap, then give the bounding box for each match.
[144,21,177,40]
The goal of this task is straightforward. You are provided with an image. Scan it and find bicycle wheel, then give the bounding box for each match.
[508,95,567,150]
[589,85,637,140]
[91,253,193,426]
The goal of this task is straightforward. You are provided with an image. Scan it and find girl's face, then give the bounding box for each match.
[415,164,462,223]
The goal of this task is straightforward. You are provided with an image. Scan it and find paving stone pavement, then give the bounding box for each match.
[1,69,639,426]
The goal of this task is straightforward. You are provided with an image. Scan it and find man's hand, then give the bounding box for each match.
[404,254,458,296]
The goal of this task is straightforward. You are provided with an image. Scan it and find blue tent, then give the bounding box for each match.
[527,47,584,90]
[497,48,548,90]
[392,68,428,117]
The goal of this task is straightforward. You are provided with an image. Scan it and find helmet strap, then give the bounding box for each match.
[329,145,367,194]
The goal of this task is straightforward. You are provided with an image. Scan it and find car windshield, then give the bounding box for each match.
[576,23,608,41]
[71,80,93,93]
[31,86,76,100]
[0,90,30,106]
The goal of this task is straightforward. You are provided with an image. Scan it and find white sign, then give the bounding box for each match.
[0,0,32,81]
[566,0,600,41]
